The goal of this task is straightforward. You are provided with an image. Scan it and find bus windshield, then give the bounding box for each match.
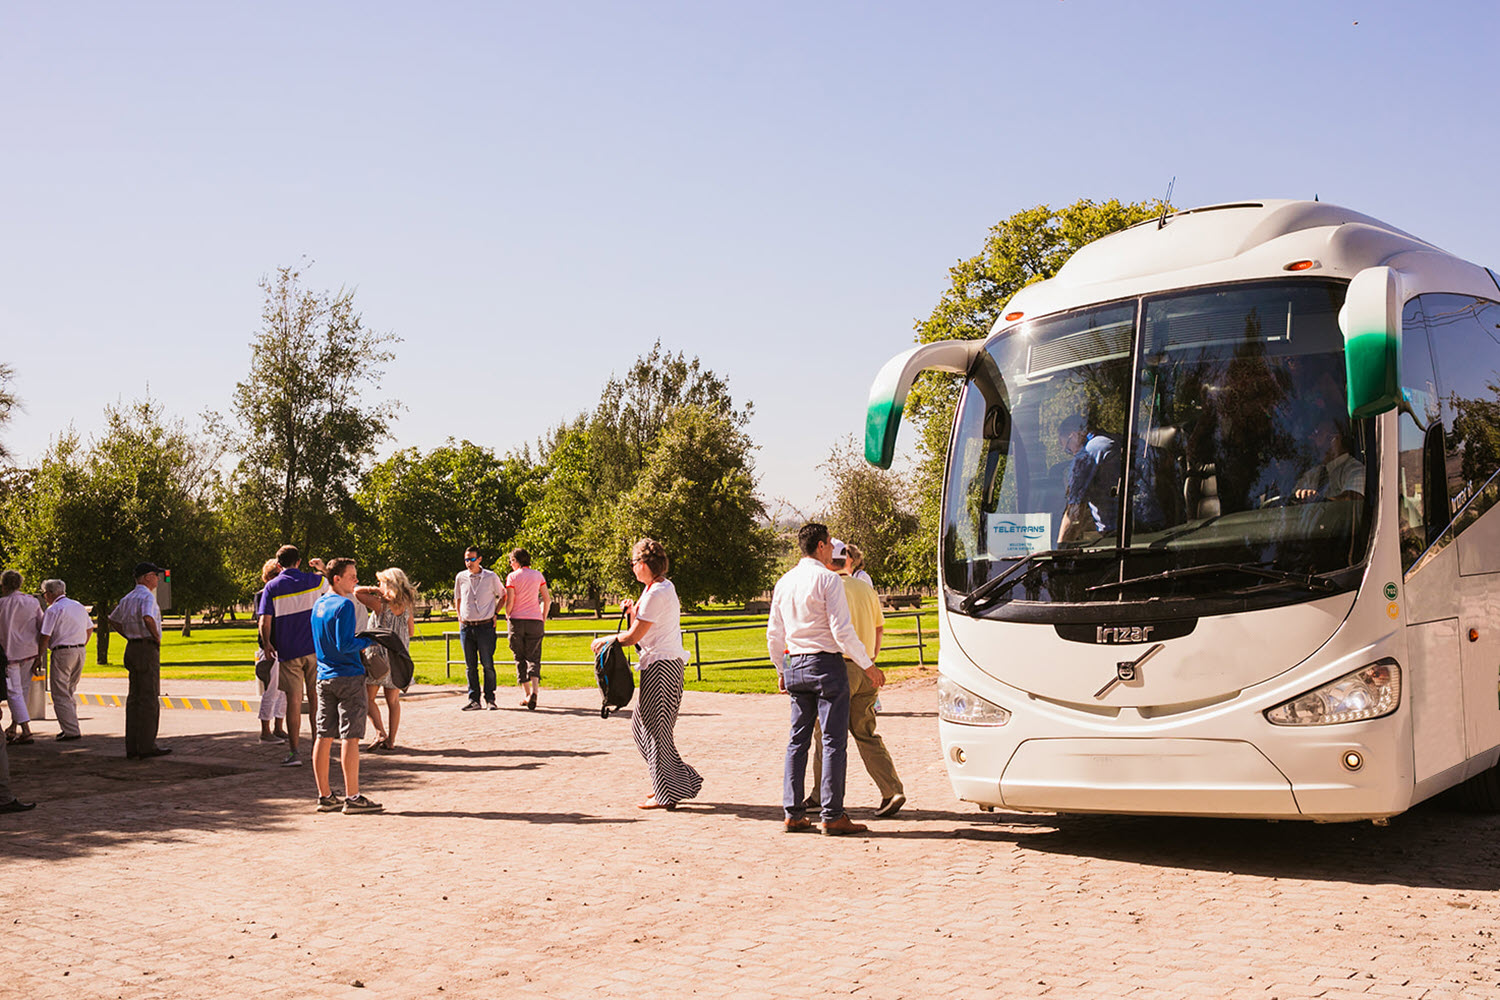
[943,279,1375,617]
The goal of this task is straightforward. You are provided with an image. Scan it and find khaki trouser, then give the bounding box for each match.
[812,659,903,799]
[49,646,86,737]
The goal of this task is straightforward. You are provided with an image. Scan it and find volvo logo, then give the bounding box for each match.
[1096,625,1155,643]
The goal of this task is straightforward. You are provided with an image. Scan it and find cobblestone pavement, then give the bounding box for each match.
[4,675,1500,1000]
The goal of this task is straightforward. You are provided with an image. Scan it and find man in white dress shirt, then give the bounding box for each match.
[40,579,94,741]
[766,523,883,836]
[454,547,505,711]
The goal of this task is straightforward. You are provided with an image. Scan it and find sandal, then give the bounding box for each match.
[366,735,388,752]
[8,735,34,745]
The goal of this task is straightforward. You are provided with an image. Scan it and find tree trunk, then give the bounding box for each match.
[181,612,192,637]
[96,607,110,665]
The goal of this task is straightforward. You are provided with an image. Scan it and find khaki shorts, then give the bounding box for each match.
[277,654,318,696]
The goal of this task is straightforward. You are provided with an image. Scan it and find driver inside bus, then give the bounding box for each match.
[1293,417,1365,502]
[1057,414,1121,542]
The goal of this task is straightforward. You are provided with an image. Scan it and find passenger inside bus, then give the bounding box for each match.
[1057,414,1120,541]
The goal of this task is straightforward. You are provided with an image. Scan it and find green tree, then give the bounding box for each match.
[515,417,613,611]
[5,398,234,657]
[611,405,777,608]
[0,363,18,465]
[819,435,926,589]
[590,341,751,498]
[905,197,1168,559]
[221,265,399,559]
[354,440,533,595]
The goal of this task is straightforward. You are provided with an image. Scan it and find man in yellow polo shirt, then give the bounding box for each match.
[811,539,906,818]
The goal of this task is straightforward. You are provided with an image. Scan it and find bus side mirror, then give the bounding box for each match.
[1339,266,1403,419]
[865,340,983,469]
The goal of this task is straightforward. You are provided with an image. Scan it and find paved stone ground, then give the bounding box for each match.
[4,675,1500,1000]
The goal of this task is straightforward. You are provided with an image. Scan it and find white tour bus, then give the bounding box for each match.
[868,200,1500,822]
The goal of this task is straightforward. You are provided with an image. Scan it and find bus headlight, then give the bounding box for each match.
[938,676,1011,726]
[1264,659,1401,726]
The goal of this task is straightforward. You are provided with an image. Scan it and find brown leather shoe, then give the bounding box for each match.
[783,816,814,833]
[821,813,869,836]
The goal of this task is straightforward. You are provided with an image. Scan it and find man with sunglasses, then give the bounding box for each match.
[454,547,504,711]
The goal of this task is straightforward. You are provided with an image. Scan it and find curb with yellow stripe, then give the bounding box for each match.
[60,693,258,713]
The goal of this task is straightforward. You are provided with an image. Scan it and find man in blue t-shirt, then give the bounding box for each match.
[311,558,380,815]
[258,545,325,767]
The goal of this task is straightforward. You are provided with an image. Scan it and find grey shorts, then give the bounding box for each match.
[315,675,368,740]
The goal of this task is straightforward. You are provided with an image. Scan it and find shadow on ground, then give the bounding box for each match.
[955,799,1500,891]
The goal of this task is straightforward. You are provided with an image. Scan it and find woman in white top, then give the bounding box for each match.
[591,538,702,810]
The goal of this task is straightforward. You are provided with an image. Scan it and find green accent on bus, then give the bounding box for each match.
[865,394,904,469]
[1344,329,1400,418]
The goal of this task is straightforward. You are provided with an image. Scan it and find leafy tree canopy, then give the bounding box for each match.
[219,264,399,557]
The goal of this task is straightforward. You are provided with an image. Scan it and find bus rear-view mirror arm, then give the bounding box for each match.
[865,340,986,469]
[1339,265,1404,419]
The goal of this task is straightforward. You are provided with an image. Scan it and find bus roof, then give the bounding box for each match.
[999,199,1497,329]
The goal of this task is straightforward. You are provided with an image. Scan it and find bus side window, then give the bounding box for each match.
[1397,299,1440,569]
[1424,294,1500,524]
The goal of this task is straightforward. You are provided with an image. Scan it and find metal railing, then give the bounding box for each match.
[442,609,928,682]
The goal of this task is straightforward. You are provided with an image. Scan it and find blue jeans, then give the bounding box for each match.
[783,652,851,822]
[460,622,497,703]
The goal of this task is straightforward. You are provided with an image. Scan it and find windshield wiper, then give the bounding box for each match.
[1085,561,1340,595]
[960,548,1116,613]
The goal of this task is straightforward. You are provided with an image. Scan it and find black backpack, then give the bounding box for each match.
[594,612,635,719]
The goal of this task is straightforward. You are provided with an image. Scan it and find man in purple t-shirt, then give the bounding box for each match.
[259,545,325,767]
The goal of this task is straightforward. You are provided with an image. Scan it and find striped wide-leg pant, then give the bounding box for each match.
[632,658,702,805]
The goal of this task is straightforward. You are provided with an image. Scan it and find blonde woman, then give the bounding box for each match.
[591,539,701,810]
[354,568,418,752]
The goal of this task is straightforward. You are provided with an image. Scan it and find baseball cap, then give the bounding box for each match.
[829,538,848,560]
[134,562,164,578]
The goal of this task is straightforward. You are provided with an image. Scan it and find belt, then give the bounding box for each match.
[460,619,495,627]
[53,643,86,649]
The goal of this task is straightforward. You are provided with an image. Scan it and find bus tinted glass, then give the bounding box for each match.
[943,280,1374,615]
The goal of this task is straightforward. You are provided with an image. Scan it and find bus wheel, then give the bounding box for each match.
[1453,764,1500,813]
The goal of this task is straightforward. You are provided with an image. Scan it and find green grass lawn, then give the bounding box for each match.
[86,607,940,694]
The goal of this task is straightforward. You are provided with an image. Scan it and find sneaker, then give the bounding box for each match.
[316,795,344,812]
[343,794,383,814]
[486,700,499,711]
[527,692,537,711]
[874,792,907,818]
[461,700,482,712]
[802,793,819,812]
[281,752,302,767]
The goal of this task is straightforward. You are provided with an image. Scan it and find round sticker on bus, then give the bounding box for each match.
[1383,581,1398,600]
[1387,602,1400,619]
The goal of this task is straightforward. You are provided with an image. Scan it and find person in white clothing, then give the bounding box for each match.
[591,538,701,809]
[454,547,505,710]
[766,523,881,837]
[39,579,94,741]
[1295,418,1366,502]
[0,570,42,745]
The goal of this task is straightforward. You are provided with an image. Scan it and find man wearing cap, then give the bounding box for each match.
[108,563,169,759]
[766,522,882,837]
[40,579,94,741]
[810,539,906,818]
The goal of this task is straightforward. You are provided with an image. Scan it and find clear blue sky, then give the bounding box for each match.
[3,1,1497,513]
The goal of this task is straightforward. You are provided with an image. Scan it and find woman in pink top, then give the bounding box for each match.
[503,548,549,710]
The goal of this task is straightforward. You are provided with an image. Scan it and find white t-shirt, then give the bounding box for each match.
[634,579,687,666]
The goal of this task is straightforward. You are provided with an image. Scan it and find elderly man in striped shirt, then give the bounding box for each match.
[766,522,883,837]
